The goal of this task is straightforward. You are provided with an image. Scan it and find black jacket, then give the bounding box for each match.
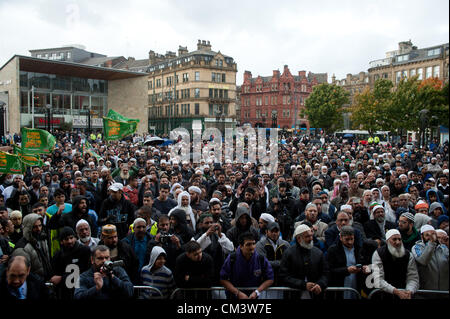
[0,272,50,300]
[226,207,260,248]
[174,251,214,288]
[51,241,92,299]
[98,240,140,285]
[363,220,397,241]
[326,241,365,288]
[98,194,137,239]
[169,209,195,244]
[279,241,329,297]
[325,225,364,250]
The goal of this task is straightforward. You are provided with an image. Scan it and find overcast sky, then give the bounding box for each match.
[1,0,448,84]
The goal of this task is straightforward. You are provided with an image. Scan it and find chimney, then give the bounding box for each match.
[298,70,306,78]
[346,73,352,82]
[178,45,188,56]
[128,57,135,61]
[273,70,280,78]
[398,40,413,54]
[149,50,156,65]
[197,39,212,51]
[244,70,252,82]
[359,71,365,82]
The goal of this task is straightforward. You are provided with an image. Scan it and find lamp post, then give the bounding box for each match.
[419,109,429,148]
[45,103,52,133]
[0,100,5,144]
[87,105,92,136]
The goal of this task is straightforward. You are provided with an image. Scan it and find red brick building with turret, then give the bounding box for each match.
[240,65,327,129]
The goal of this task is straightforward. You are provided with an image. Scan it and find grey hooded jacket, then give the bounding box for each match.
[411,240,449,291]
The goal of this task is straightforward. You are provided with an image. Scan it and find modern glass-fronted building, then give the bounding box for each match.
[0,55,148,135]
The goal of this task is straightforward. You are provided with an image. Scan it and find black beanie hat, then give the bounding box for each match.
[59,226,76,241]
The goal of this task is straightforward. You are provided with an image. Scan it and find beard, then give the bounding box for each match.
[120,171,130,180]
[80,236,91,243]
[388,242,406,258]
[300,240,314,250]
[322,203,329,214]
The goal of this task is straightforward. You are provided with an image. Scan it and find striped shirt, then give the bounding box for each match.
[140,265,176,299]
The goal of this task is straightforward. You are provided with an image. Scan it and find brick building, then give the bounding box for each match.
[240,65,327,129]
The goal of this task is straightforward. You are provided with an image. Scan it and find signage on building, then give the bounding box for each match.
[72,117,103,128]
[34,117,64,127]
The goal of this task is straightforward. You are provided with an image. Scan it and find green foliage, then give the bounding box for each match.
[303,83,349,134]
[350,79,393,135]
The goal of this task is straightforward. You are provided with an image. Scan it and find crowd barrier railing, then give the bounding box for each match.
[368,288,449,300]
[169,286,362,300]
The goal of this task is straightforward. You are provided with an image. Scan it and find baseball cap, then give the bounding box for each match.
[109,183,123,192]
[267,222,280,231]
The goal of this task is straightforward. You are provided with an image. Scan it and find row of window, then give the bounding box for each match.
[395,65,440,83]
[20,72,107,93]
[149,103,230,117]
[243,94,306,107]
[243,109,293,119]
[243,83,309,93]
[150,103,200,117]
[149,71,227,89]
[148,88,229,103]
[147,55,234,73]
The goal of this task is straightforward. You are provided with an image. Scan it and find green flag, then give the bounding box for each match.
[21,127,56,154]
[106,109,140,124]
[103,117,138,141]
[12,144,44,167]
[0,151,24,174]
[82,140,102,161]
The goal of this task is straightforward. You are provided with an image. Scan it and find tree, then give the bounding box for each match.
[350,79,393,135]
[302,83,349,134]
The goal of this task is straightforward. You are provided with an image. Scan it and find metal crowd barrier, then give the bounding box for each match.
[368,288,449,300]
[133,285,164,299]
[170,286,362,300]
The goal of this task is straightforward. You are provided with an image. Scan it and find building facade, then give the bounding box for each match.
[368,40,449,86]
[332,72,370,129]
[0,55,147,135]
[144,40,237,135]
[240,65,327,129]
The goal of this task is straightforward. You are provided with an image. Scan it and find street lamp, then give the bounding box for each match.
[419,109,429,148]
[87,105,92,136]
[0,100,5,143]
[45,103,52,133]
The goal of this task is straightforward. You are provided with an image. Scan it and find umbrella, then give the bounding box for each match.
[144,136,164,146]
[343,133,354,138]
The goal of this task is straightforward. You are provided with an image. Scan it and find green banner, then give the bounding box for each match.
[12,144,44,167]
[107,109,140,124]
[82,140,103,161]
[0,151,24,174]
[21,127,56,154]
[103,117,138,141]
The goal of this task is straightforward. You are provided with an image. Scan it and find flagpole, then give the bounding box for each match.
[31,85,35,128]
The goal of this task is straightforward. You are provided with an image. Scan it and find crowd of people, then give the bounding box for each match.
[0,129,448,300]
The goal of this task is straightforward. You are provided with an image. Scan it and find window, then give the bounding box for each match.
[156,79,161,88]
[183,73,189,82]
[417,68,423,80]
[222,74,226,83]
[209,88,213,98]
[224,90,228,99]
[433,65,440,78]
[265,96,268,105]
[396,71,402,83]
[402,70,407,79]
[67,52,71,59]
[410,69,416,77]
[195,88,200,98]
[397,54,409,62]
[426,66,432,79]
[195,71,200,81]
[195,103,199,115]
[427,48,441,56]
[148,80,153,89]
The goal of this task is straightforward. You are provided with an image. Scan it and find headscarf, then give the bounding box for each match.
[169,191,196,232]
[414,213,432,230]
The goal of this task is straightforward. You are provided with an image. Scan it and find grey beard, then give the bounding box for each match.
[322,203,329,214]
[388,243,406,258]
[80,236,91,243]
[300,241,314,250]
[348,219,353,226]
